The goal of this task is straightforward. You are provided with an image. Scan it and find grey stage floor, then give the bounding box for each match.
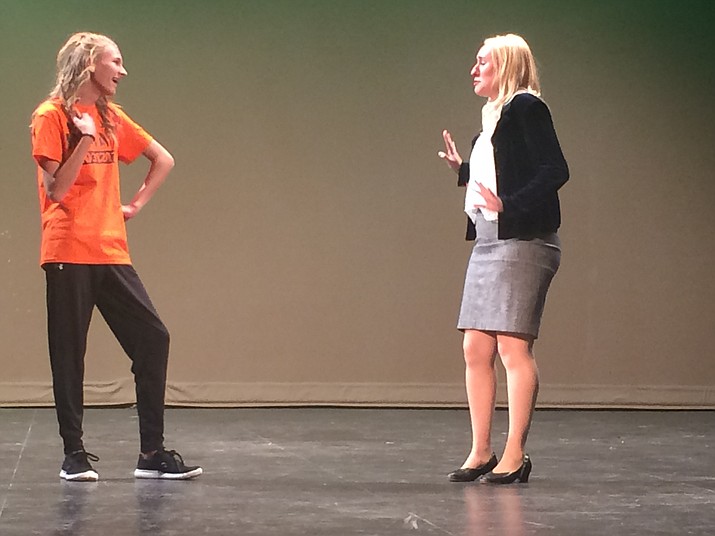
[0,408,713,535]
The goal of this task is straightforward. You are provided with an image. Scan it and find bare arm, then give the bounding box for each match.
[122,140,175,221]
[39,113,96,202]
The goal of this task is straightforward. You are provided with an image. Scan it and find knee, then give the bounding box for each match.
[159,325,170,351]
[463,338,495,369]
[149,323,170,357]
[497,342,535,372]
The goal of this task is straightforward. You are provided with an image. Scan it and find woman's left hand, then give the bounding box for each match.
[474,182,504,213]
[122,203,140,221]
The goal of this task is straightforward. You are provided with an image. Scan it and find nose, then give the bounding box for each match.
[120,66,128,77]
[470,63,478,77]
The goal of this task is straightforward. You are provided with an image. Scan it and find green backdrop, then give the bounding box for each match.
[1,0,714,407]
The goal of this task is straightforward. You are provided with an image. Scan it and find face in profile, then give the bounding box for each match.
[90,44,127,97]
[470,45,498,100]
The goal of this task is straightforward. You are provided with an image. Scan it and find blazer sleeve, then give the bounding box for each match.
[457,135,480,187]
[458,162,469,186]
[499,99,569,216]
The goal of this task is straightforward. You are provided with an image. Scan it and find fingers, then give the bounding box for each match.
[474,183,503,212]
[476,182,493,196]
[442,130,455,150]
[442,130,453,146]
[441,129,459,161]
[71,112,97,137]
[439,130,453,160]
[439,130,463,171]
[70,97,82,118]
[71,114,89,131]
[476,183,497,203]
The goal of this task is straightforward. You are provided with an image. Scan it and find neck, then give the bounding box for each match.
[75,80,102,106]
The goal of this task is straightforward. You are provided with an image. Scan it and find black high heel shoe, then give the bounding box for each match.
[482,454,532,484]
[448,453,498,482]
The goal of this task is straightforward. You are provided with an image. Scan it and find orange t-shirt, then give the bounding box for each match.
[30,99,152,265]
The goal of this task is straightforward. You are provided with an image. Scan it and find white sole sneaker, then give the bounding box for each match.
[60,469,99,481]
[134,467,203,480]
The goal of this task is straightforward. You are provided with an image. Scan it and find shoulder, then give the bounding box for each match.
[500,94,555,132]
[32,98,64,121]
[503,93,549,116]
[107,102,146,133]
[107,101,130,122]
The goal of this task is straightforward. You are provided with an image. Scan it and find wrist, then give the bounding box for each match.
[81,133,96,142]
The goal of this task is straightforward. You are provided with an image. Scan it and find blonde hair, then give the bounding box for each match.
[483,34,540,108]
[49,32,119,134]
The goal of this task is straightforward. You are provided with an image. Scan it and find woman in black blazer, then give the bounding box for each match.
[438,34,568,484]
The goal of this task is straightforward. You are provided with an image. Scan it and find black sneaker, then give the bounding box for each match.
[134,449,202,480]
[59,450,100,481]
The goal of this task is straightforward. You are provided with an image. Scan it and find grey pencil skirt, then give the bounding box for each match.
[457,212,561,338]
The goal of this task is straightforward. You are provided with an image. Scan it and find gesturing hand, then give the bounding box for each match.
[475,182,504,213]
[437,129,463,173]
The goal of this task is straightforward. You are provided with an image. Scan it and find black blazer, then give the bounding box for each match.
[457,93,569,240]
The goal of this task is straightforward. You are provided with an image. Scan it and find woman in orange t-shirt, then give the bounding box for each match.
[31,32,202,482]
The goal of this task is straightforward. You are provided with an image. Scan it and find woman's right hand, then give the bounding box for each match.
[437,129,463,173]
[72,112,97,139]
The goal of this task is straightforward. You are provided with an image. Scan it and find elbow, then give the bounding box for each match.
[156,153,175,173]
[151,146,175,172]
[45,185,65,203]
[544,161,569,189]
[558,163,570,187]
[158,147,175,170]
[40,167,66,202]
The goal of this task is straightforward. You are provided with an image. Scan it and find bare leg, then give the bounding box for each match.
[461,329,498,468]
[493,333,538,473]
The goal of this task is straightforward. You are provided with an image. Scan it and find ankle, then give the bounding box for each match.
[496,451,525,468]
[470,447,494,460]
[500,442,525,461]
[464,450,494,467]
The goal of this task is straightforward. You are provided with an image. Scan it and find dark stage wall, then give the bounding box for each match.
[1,0,714,407]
